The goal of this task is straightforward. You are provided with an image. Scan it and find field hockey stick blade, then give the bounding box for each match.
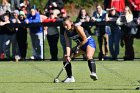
[54,62,69,83]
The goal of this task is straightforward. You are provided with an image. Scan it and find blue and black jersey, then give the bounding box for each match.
[65,26,96,51]
[65,26,90,44]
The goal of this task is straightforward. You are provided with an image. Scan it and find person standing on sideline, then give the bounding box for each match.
[105,7,121,60]
[0,14,15,60]
[92,5,108,60]
[25,8,43,60]
[0,16,5,60]
[16,11,27,60]
[45,11,59,61]
[62,17,98,83]
[116,6,134,61]
[11,10,21,59]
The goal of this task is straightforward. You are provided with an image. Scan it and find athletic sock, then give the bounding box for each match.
[63,62,72,78]
[88,59,96,73]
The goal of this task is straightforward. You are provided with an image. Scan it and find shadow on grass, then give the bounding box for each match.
[67,88,135,90]
[0,81,53,83]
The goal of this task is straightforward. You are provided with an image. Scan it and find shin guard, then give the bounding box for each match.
[88,59,96,73]
[63,62,72,78]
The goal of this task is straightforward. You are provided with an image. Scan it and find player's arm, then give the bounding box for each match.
[64,31,71,57]
[75,26,87,48]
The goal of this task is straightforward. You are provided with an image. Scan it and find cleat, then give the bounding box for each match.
[90,73,98,81]
[62,76,75,83]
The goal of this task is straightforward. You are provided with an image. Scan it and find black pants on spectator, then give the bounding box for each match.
[98,33,107,60]
[96,26,106,60]
[47,34,59,61]
[123,34,134,60]
[132,10,140,18]
[16,29,27,59]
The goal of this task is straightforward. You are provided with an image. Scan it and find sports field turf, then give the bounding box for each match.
[0,61,139,93]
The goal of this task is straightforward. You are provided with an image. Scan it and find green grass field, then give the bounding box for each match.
[3,22,140,93]
[0,61,139,93]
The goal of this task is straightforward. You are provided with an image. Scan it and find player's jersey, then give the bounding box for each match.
[65,26,90,44]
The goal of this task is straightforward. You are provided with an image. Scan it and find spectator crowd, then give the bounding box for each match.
[0,0,140,61]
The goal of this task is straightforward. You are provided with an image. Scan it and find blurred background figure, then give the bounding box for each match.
[19,2,28,15]
[37,9,48,40]
[135,16,140,38]
[116,6,134,61]
[129,0,140,18]
[104,0,125,14]
[104,0,111,10]
[11,10,21,59]
[25,8,43,60]
[92,5,108,61]
[0,14,15,60]
[44,0,64,17]
[16,11,27,60]
[106,7,121,60]
[0,0,11,16]
[0,13,6,60]
[111,0,125,14]
[45,11,59,61]
[76,8,93,35]
[10,0,21,10]
[10,0,30,13]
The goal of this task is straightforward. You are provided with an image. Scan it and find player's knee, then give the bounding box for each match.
[86,54,93,60]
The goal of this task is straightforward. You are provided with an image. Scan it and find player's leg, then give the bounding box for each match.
[86,45,98,80]
[62,47,84,83]
[62,55,75,83]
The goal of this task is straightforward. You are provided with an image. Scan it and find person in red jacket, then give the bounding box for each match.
[129,0,140,18]
[110,0,125,13]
